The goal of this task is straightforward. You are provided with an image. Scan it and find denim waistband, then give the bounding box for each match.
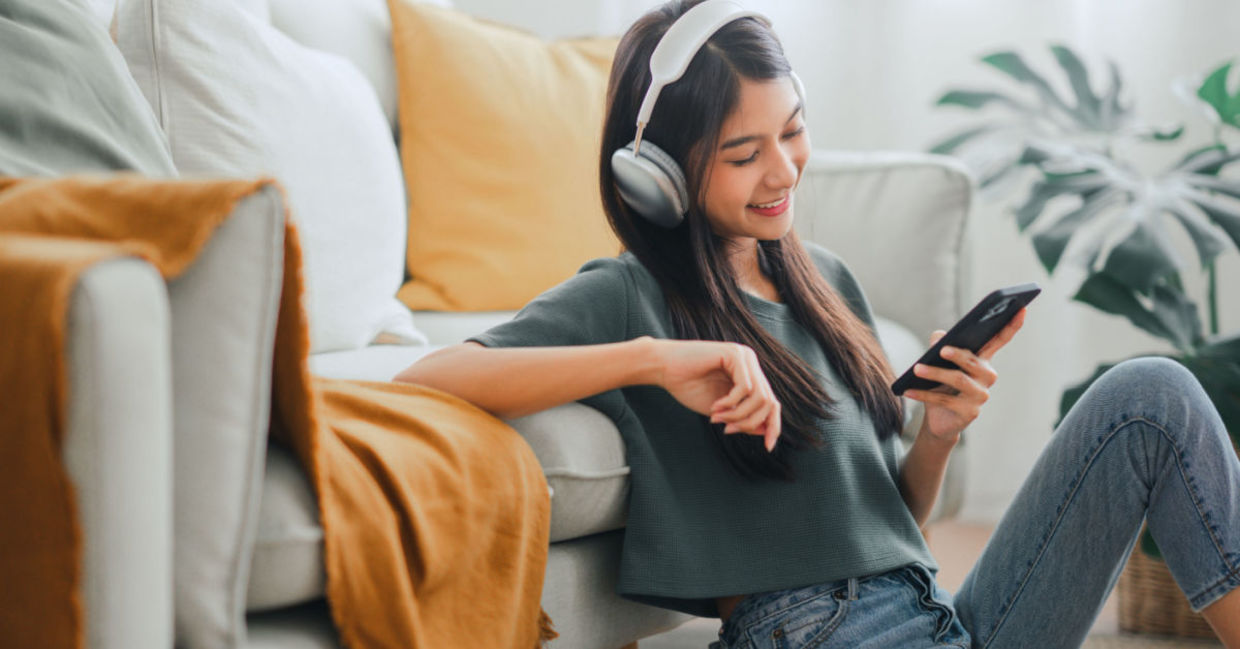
[721,574,858,638]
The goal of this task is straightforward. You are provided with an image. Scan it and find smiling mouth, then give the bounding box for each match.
[747,195,790,216]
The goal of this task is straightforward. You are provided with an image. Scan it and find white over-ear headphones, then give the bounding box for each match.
[610,0,806,229]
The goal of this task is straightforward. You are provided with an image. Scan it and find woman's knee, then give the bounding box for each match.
[1087,356,1220,442]
[1099,356,1197,394]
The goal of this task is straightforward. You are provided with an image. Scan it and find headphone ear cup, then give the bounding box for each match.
[610,140,690,229]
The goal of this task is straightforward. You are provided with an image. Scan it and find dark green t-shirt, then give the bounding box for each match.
[467,242,937,617]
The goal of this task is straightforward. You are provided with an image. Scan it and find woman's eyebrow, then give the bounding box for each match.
[719,102,804,150]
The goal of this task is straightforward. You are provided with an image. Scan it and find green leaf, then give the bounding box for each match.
[1175,145,1240,175]
[1197,61,1240,129]
[1013,181,1057,231]
[1029,188,1119,271]
[1165,204,1230,268]
[936,90,1027,111]
[978,161,1023,190]
[1051,45,1102,128]
[928,125,1001,155]
[1137,124,1185,141]
[981,51,1072,115]
[1018,145,1052,166]
[1013,168,1110,231]
[1149,281,1204,350]
[1141,529,1163,559]
[1177,336,1240,449]
[1199,331,1240,358]
[1174,144,1227,171]
[1073,273,1179,344]
[1101,223,1181,296]
[1185,174,1240,200]
[1187,190,1240,252]
[1100,60,1127,126]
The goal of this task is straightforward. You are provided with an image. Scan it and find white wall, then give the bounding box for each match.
[459,0,1239,522]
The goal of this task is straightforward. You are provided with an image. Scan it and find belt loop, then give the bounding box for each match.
[847,577,859,601]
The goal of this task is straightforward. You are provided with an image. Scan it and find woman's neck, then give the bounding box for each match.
[725,238,779,301]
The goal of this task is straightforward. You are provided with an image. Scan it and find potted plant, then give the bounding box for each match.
[930,45,1240,637]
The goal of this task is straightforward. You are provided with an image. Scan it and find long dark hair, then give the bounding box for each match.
[598,0,904,481]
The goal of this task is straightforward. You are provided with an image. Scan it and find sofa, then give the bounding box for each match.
[29,0,974,648]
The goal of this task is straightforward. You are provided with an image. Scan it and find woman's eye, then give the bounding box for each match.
[728,151,759,167]
[782,126,806,140]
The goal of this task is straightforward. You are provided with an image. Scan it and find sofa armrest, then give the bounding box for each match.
[164,186,286,647]
[794,151,974,343]
[63,258,173,649]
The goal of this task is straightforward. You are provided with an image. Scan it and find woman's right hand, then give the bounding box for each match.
[646,337,781,452]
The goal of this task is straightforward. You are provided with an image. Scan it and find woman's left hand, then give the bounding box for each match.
[903,307,1028,443]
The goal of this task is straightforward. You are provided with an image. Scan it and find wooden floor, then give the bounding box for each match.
[636,520,1223,648]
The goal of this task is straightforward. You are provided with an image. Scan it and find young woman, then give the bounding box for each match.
[394,1,1240,646]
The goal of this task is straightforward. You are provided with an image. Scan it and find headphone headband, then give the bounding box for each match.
[635,0,770,135]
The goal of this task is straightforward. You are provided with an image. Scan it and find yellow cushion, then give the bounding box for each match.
[388,1,621,311]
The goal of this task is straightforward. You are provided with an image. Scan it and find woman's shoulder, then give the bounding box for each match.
[801,240,858,286]
[557,253,652,306]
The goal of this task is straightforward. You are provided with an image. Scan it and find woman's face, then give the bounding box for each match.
[700,75,810,244]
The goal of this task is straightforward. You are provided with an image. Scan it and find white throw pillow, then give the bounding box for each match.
[115,0,425,354]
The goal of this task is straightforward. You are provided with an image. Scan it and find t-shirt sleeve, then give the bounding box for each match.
[465,256,630,349]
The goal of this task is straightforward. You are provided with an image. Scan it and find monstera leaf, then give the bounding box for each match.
[1197,61,1240,129]
[1006,143,1240,297]
[1073,272,1204,352]
[930,45,1181,189]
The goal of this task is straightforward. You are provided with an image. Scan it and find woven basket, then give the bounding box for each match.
[1117,528,1216,638]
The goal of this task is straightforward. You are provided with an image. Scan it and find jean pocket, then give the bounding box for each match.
[901,565,958,643]
[763,588,849,649]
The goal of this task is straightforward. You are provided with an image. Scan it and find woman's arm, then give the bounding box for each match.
[393,337,663,420]
[897,426,959,529]
[394,336,783,449]
[899,307,1027,529]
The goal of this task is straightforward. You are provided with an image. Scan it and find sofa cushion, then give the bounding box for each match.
[0,0,173,176]
[266,0,451,134]
[387,0,622,311]
[247,442,326,612]
[115,0,423,354]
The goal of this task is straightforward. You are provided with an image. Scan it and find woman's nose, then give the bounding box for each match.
[766,144,799,188]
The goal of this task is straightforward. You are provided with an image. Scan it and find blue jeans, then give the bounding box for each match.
[709,357,1240,648]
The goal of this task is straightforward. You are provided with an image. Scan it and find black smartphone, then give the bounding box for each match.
[890,283,1041,396]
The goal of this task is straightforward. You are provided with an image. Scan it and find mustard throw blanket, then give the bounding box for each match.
[0,175,556,648]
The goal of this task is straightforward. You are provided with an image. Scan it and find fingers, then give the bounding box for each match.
[937,346,998,388]
[712,345,753,412]
[710,344,780,451]
[903,387,982,421]
[912,361,990,401]
[979,307,1027,360]
[722,392,774,435]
